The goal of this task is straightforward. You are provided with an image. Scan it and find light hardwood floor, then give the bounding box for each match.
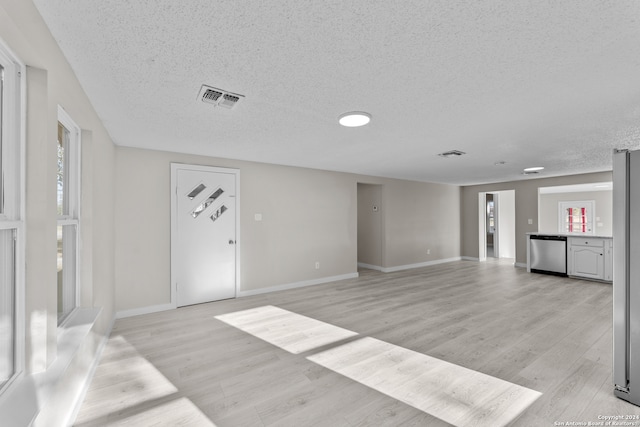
[74,260,640,426]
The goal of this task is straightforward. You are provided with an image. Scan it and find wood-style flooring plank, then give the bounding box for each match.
[74,260,640,426]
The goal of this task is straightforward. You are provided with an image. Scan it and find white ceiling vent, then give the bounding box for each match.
[438,150,466,158]
[198,85,244,109]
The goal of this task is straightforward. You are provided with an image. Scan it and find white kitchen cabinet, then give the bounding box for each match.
[568,237,612,281]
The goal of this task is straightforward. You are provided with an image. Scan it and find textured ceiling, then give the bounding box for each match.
[32,0,640,185]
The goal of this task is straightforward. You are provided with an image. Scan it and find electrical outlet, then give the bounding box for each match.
[315,261,320,269]
[427,249,431,255]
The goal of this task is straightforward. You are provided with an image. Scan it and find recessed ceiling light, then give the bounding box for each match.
[338,112,371,127]
[523,166,544,172]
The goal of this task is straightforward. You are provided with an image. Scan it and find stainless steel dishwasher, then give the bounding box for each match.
[529,235,567,276]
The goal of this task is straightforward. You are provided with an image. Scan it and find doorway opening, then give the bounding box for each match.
[478,190,516,263]
[486,194,496,257]
[357,183,384,271]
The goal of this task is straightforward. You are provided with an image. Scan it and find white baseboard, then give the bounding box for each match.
[116,302,175,319]
[237,272,359,297]
[360,257,464,273]
[357,262,384,271]
[461,256,479,261]
[381,257,462,273]
[115,273,361,317]
[514,262,527,268]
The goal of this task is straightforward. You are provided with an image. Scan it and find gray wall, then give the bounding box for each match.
[461,171,613,265]
[539,190,612,236]
[115,147,462,312]
[382,179,461,267]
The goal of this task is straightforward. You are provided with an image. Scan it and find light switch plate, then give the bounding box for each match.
[255,213,262,221]
[528,218,533,225]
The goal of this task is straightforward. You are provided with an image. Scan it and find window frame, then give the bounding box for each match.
[0,38,26,395]
[56,106,81,326]
[558,200,596,236]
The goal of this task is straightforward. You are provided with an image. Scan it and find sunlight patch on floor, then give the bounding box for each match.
[215,305,359,354]
[75,336,178,422]
[75,335,215,426]
[308,336,541,427]
[217,305,542,427]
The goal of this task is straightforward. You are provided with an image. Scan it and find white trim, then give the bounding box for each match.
[380,257,462,273]
[514,262,527,269]
[170,163,240,308]
[558,200,596,236]
[56,107,82,325]
[461,256,480,262]
[526,234,531,272]
[357,262,384,271]
[0,42,22,220]
[478,193,487,262]
[116,303,175,319]
[0,221,21,230]
[65,314,115,426]
[116,273,361,316]
[0,37,25,396]
[493,193,500,258]
[360,258,465,273]
[57,106,82,219]
[237,273,359,297]
[56,218,78,226]
[0,308,102,426]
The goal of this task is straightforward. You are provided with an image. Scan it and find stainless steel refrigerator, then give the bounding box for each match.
[613,148,640,406]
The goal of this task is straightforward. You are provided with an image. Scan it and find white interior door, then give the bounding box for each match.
[172,165,238,307]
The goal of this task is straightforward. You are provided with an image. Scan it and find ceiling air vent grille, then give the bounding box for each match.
[201,88,223,104]
[198,85,244,109]
[438,150,466,158]
[219,93,240,109]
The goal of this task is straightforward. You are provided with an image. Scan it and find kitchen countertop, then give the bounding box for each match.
[526,232,612,239]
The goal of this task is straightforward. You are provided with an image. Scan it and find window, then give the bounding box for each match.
[559,200,595,235]
[57,108,80,325]
[0,40,24,393]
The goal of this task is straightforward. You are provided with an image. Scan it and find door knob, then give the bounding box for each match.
[228,239,236,245]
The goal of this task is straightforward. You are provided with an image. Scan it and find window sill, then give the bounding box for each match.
[0,307,102,426]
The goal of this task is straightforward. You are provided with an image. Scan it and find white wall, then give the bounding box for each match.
[539,190,612,236]
[497,190,516,258]
[0,0,117,424]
